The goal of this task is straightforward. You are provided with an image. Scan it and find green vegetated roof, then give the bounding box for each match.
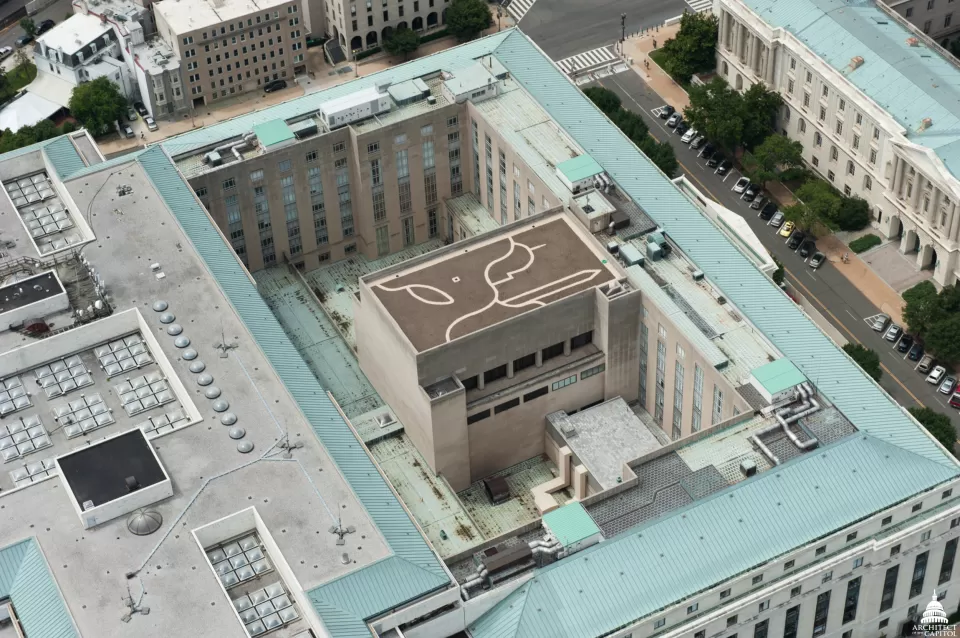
[556,154,603,183]
[135,145,447,637]
[0,539,78,638]
[542,502,600,547]
[463,29,960,637]
[253,119,295,147]
[750,358,806,394]
[160,31,512,159]
[469,435,956,638]
[741,0,960,178]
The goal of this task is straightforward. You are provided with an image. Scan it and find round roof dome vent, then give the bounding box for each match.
[127,509,163,536]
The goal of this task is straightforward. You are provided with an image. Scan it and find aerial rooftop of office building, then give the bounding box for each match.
[0,26,957,638]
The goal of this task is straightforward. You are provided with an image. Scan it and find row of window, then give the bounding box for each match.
[182,7,295,46]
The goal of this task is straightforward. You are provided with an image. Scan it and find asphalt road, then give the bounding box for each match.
[0,0,73,52]
[518,0,689,60]
[588,70,960,431]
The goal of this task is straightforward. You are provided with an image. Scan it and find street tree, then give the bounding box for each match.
[843,343,882,382]
[903,280,942,336]
[68,77,127,136]
[684,77,744,153]
[740,83,783,150]
[659,12,719,83]
[771,256,784,286]
[446,0,491,42]
[19,18,35,38]
[925,313,960,364]
[782,202,822,236]
[583,86,621,116]
[794,180,841,229]
[748,134,803,186]
[383,28,421,59]
[909,406,957,454]
[835,196,871,231]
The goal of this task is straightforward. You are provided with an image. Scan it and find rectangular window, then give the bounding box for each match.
[910,551,930,598]
[333,141,345,154]
[853,134,860,150]
[941,538,958,584]
[523,386,548,402]
[869,149,877,164]
[571,331,593,350]
[375,224,389,256]
[712,386,723,424]
[428,207,438,238]
[551,375,577,391]
[423,140,435,169]
[514,353,536,372]
[542,341,565,362]
[842,577,861,624]
[687,603,699,614]
[494,398,520,414]
[880,565,899,612]
[692,365,703,432]
[672,361,684,437]
[791,586,802,598]
[195,186,208,198]
[305,150,318,163]
[250,169,264,182]
[754,620,769,638]
[222,177,236,190]
[467,410,489,424]
[836,120,843,136]
[278,159,291,172]
[581,364,605,380]
[812,591,831,637]
[752,574,763,585]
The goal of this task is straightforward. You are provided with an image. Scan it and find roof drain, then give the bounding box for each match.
[750,383,821,466]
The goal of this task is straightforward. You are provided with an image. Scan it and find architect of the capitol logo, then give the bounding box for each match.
[917,592,957,636]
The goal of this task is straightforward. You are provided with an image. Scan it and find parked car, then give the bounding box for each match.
[701,142,715,158]
[809,252,826,269]
[759,202,778,221]
[778,221,796,237]
[144,116,158,131]
[666,113,682,127]
[787,231,804,250]
[883,324,903,343]
[743,184,761,202]
[733,177,750,193]
[950,391,960,409]
[37,19,55,35]
[263,79,287,93]
[707,152,723,168]
[908,342,925,361]
[799,240,816,258]
[675,122,688,136]
[939,376,957,395]
[681,128,698,144]
[769,211,785,227]
[870,314,891,332]
[918,354,936,374]
[15,34,33,48]
[126,107,137,121]
[926,365,947,385]
[750,195,767,210]
[659,105,675,119]
[897,334,914,353]
[716,159,732,175]
[122,124,134,138]
[134,102,148,117]
[0,46,13,60]
[690,136,706,150]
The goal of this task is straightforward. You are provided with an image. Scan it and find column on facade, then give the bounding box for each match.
[765,44,776,84]
[948,202,960,240]
[535,350,543,368]
[563,340,571,356]
[736,23,745,61]
[930,188,942,225]
[507,361,514,379]
[746,32,755,68]
[722,12,731,50]
[911,174,924,212]
[892,156,904,196]
[753,38,763,75]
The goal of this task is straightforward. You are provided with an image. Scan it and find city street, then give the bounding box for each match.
[517,0,690,61]
[0,0,73,51]
[587,70,960,430]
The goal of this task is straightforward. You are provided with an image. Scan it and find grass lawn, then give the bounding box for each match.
[649,48,669,68]
[8,62,36,91]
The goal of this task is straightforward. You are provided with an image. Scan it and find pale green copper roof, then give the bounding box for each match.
[741,0,960,178]
[750,358,806,394]
[556,154,603,183]
[160,30,512,158]
[0,539,78,638]
[43,136,87,179]
[542,502,600,547]
[253,119,295,147]
[135,145,446,637]
[469,435,956,638]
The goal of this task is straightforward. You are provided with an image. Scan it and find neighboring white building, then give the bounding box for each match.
[716,0,960,287]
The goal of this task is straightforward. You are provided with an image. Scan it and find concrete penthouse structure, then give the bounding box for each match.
[884,0,960,48]
[153,0,307,108]
[0,28,959,638]
[326,0,451,59]
[715,0,960,288]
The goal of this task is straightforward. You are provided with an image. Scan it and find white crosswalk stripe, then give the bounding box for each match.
[686,0,713,13]
[506,0,537,22]
[556,46,617,75]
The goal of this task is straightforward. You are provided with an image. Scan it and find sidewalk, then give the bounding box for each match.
[816,235,905,325]
[621,25,687,111]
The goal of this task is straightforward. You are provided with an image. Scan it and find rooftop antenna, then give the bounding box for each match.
[213,321,238,358]
[329,506,356,546]
[120,577,150,623]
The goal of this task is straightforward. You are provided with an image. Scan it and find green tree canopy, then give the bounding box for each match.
[843,343,882,382]
[582,86,620,116]
[684,76,744,153]
[771,256,784,286]
[909,406,957,454]
[835,196,871,231]
[446,0,490,42]
[68,77,126,136]
[782,202,822,236]
[925,313,960,364]
[740,83,782,150]
[795,180,841,229]
[19,18,35,37]
[659,12,719,83]
[383,27,420,59]
[749,134,803,185]
[903,280,942,335]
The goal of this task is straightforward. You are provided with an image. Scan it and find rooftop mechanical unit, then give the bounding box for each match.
[318,87,392,129]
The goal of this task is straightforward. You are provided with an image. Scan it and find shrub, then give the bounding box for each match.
[848,234,881,254]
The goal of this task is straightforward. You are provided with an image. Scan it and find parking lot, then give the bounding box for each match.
[588,70,960,430]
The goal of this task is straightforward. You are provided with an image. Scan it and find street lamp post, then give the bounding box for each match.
[620,13,626,53]
[497,3,503,31]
